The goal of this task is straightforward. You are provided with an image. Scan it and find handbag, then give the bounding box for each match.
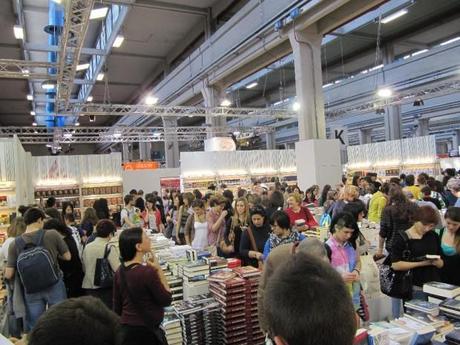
[379,230,413,300]
[246,227,264,270]
[219,219,236,255]
[119,264,168,345]
[94,244,114,288]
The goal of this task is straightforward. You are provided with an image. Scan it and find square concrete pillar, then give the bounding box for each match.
[295,139,342,190]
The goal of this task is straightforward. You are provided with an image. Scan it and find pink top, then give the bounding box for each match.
[206,209,225,246]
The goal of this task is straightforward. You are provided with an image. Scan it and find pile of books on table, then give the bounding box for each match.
[204,256,228,273]
[149,233,174,252]
[181,260,210,300]
[208,266,264,345]
[163,307,183,345]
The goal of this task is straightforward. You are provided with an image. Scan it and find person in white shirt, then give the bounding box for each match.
[0,217,26,266]
[120,194,141,230]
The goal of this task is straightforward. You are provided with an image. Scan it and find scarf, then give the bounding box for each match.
[268,230,302,251]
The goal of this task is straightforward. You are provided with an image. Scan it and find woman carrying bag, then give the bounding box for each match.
[113,227,172,345]
[220,197,250,258]
[239,206,270,268]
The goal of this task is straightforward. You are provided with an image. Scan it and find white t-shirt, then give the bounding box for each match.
[0,237,15,264]
[121,206,141,229]
[191,221,208,251]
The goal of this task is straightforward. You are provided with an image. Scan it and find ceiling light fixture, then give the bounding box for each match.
[377,88,393,98]
[381,9,408,24]
[63,133,72,139]
[412,49,428,57]
[13,25,24,40]
[245,82,258,89]
[145,95,158,105]
[96,73,104,81]
[292,102,300,111]
[220,99,232,107]
[30,111,36,116]
[32,122,37,126]
[75,121,80,126]
[76,63,90,71]
[27,94,33,101]
[87,96,93,102]
[113,35,125,48]
[440,36,460,46]
[89,115,96,122]
[90,7,108,20]
[41,80,56,90]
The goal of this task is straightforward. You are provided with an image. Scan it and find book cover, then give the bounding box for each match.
[424,282,460,298]
[208,270,237,282]
[441,299,460,312]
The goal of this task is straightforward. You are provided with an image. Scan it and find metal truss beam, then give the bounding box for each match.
[0,59,55,79]
[56,0,95,110]
[37,103,297,118]
[0,126,274,144]
[326,78,460,120]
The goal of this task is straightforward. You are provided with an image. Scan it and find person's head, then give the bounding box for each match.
[95,219,117,239]
[250,205,266,228]
[182,192,195,208]
[296,238,329,261]
[222,190,234,204]
[208,184,216,191]
[192,189,203,200]
[417,175,427,186]
[119,227,151,262]
[62,202,74,216]
[412,205,440,234]
[237,188,247,198]
[351,175,360,187]
[7,217,26,238]
[270,211,291,237]
[24,207,46,227]
[388,185,407,205]
[173,194,184,209]
[234,197,249,218]
[326,190,338,201]
[124,194,134,206]
[129,189,137,196]
[405,174,415,186]
[43,218,70,236]
[46,196,57,208]
[447,178,460,197]
[82,207,98,224]
[269,190,285,209]
[18,205,30,217]
[209,196,226,213]
[292,185,301,194]
[287,193,302,209]
[444,207,460,254]
[93,198,109,220]
[320,184,331,200]
[64,213,75,226]
[343,185,359,202]
[145,197,157,211]
[421,186,432,197]
[342,200,366,222]
[27,296,120,345]
[330,212,357,244]
[44,207,61,220]
[389,177,400,185]
[191,199,206,217]
[265,253,356,345]
[400,173,407,181]
[433,180,445,194]
[137,190,144,197]
[247,193,262,208]
[381,182,391,195]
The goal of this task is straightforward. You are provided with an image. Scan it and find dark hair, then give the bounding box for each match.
[18,205,30,217]
[405,174,415,186]
[145,196,157,210]
[413,205,440,225]
[23,208,46,226]
[388,185,416,221]
[191,199,205,209]
[208,184,216,191]
[209,196,226,207]
[119,227,144,262]
[265,253,356,345]
[46,196,56,208]
[129,189,137,195]
[93,198,110,220]
[45,207,61,220]
[319,185,331,207]
[43,218,71,236]
[417,175,427,186]
[124,194,134,205]
[389,177,400,185]
[61,202,74,215]
[192,189,203,200]
[64,213,75,223]
[351,175,359,187]
[342,200,366,221]
[381,182,391,195]
[222,190,234,204]
[270,210,290,230]
[400,173,407,180]
[250,205,266,219]
[421,186,431,196]
[329,212,357,234]
[269,190,285,209]
[445,207,460,254]
[95,220,116,238]
[137,190,144,196]
[203,192,214,202]
[28,296,120,345]
[237,189,247,198]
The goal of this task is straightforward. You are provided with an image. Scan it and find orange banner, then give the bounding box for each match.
[123,161,160,170]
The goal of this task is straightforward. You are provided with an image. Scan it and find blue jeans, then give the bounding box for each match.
[392,297,402,319]
[24,279,67,330]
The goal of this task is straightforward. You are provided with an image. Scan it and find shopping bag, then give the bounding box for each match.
[360,254,380,296]
[319,213,331,228]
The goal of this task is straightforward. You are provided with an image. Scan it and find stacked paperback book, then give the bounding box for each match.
[208,266,264,345]
[163,307,183,345]
[181,260,210,300]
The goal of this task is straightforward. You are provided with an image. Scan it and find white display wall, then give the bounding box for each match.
[122,168,180,196]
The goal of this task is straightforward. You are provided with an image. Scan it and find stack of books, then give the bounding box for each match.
[162,307,183,345]
[423,282,460,304]
[368,322,412,345]
[391,316,437,344]
[226,258,242,269]
[149,233,173,252]
[188,294,224,345]
[439,298,460,320]
[405,300,440,317]
[204,256,228,273]
[167,275,184,303]
[445,330,460,345]
[208,266,264,345]
[181,259,210,281]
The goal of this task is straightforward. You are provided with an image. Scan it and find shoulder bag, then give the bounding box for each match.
[94,244,115,288]
[246,227,264,270]
[379,230,413,300]
[219,219,235,255]
[119,264,168,345]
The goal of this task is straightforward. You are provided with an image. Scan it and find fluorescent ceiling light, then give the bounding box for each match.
[113,132,122,138]
[377,88,393,98]
[75,121,80,126]
[27,94,33,101]
[245,82,258,89]
[292,102,300,111]
[41,80,56,90]
[323,83,333,88]
[87,96,93,102]
[63,133,72,139]
[13,25,24,40]
[440,37,460,46]
[220,99,232,107]
[90,7,108,20]
[96,73,104,81]
[113,35,125,48]
[381,9,408,24]
[30,111,36,116]
[403,55,411,60]
[369,64,384,72]
[32,122,37,127]
[76,63,90,71]
[145,95,158,105]
[412,49,428,56]
[153,131,161,137]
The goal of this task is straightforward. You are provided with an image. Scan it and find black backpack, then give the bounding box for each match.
[15,230,60,294]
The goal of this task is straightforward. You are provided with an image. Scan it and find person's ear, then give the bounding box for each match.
[135,242,143,252]
[274,336,289,345]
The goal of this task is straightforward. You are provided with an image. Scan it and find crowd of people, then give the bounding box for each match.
[0,169,459,345]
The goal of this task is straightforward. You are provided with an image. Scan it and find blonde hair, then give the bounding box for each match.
[343,185,359,201]
[288,193,302,205]
[7,217,26,238]
[232,198,250,226]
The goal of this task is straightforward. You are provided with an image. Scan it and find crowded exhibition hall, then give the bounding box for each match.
[0,0,460,344]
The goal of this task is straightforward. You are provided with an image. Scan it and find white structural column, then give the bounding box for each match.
[139,142,151,161]
[162,117,180,168]
[359,128,372,145]
[383,43,402,141]
[416,118,430,137]
[201,85,227,138]
[122,143,130,162]
[288,26,326,141]
[452,129,460,152]
[265,132,276,150]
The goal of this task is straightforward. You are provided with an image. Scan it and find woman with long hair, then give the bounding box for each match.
[61,202,75,220]
[185,199,208,250]
[303,185,320,206]
[319,184,332,207]
[239,206,270,268]
[114,227,172,345]
[437,207,460,285]
[142,196,164,233]
[221,197,250,258]
[175,192,195,244]
[93,198,110,220]
[80,207,99,241]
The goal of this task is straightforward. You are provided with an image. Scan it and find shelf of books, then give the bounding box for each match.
[80,183,123,212]
[0,182,17,244]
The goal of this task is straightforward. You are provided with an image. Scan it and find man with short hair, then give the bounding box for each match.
[135,189,145,212]
[5,208,71,330]
[120,194,141,229]
[447,178,460,207]
[264,253,356,345]
[403,174,421,200]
